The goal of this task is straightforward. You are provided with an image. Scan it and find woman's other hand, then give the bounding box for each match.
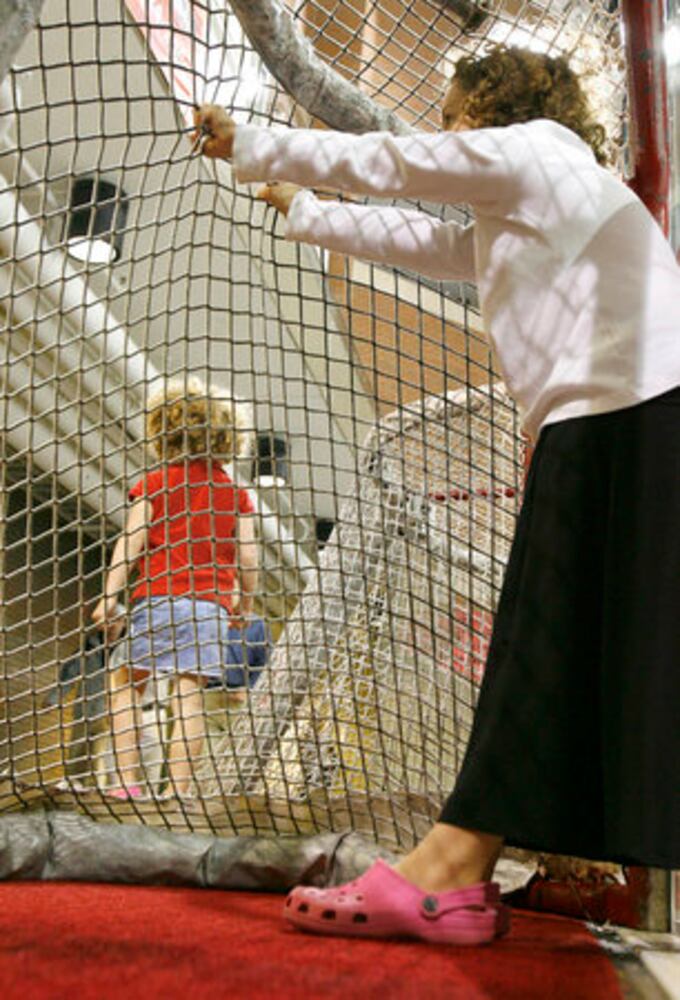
[257,182,303,218]
[192,104,236,159]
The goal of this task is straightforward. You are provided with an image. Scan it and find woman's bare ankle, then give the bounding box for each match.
[393,857,483,893]
[393,823,503,893]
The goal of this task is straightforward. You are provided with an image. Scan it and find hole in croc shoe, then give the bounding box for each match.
[352,913,368,924]
[297,903,309,913]
[321,910,337,920]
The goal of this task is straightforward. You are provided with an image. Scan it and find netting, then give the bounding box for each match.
[0,0,633,853]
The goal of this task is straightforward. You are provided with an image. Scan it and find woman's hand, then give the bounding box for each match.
[192,104,236,160]
[257,182,303,218]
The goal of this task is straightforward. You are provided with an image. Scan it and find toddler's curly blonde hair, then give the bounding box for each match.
[453,46,608,165]
[146,376,253,462]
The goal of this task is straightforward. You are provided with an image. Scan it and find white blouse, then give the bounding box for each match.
[234,119,680,439]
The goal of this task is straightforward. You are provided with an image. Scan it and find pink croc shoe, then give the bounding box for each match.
[283,859,510,945]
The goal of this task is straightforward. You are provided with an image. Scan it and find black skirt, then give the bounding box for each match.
[441,386,680,869]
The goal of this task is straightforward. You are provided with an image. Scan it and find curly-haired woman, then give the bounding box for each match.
[92,377,259,798]
[194,45,680,943]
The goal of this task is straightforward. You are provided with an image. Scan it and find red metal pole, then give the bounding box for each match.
[621,0,671,235]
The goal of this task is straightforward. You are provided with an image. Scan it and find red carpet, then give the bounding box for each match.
[0,883,623,999]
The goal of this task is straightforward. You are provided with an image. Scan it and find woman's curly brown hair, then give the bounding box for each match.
[453,46,608,165]
[146,376,253,462]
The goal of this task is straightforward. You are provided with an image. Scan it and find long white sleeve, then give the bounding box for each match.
[233,117,680,440]
[233,124,523,209]
[285,191,476,281]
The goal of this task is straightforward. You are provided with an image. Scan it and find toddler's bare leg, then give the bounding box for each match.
[168,676,205,795]
[395,823,504,891]
[109,666,142,787]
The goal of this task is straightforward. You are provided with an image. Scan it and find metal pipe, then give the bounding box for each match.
[0,266,144,452]
[621,0,671,233]
[251,492,318,583]
[0,1,44,86]
[0,179,163,416]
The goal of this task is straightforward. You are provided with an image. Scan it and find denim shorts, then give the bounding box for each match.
[109,598,269,687]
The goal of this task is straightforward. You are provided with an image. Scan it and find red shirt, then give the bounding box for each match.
[130,460,255,612]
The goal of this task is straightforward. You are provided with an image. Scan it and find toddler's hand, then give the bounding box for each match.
[257,182,303,218]
[92,597,125,644]
[91,596,114,627]
[230,590,254,629]
[192,104,236,159]
[105,616,126,644]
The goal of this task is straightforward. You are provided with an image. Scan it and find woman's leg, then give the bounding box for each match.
[109,665,142,787]
[167,676,206,795]
[394,823,504,891]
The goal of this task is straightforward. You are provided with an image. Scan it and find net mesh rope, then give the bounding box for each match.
[0,0,628,849]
